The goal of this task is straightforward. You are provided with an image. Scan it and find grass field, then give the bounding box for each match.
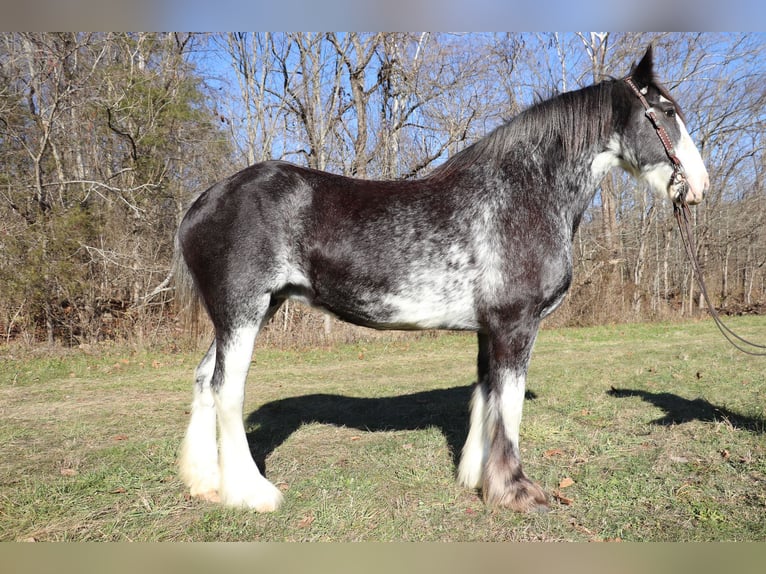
[1,316,764,541]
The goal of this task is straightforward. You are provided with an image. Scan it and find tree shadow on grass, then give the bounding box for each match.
[607,387,765,434]
[245,385,537,473]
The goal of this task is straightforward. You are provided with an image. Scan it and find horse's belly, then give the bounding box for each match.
[380,285,478,330]
[301,268,479,331]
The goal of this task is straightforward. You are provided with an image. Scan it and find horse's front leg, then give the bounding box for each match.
[481,321,548,512]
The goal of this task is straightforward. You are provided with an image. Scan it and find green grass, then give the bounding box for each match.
[1,317,764,541]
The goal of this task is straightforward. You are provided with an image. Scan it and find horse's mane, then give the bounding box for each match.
[429,79,617,179]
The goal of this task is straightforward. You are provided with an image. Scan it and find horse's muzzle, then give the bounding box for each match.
[674,171,708,206]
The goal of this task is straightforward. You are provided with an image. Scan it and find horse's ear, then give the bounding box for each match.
[629,45,655,87]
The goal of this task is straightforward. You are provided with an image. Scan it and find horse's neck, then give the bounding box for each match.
[538,138,621,235]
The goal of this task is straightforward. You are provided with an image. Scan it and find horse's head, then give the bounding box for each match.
[619,45,709,206]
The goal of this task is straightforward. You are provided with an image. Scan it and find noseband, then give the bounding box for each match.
[624,77,688,203]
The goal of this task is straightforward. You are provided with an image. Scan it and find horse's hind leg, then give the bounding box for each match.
[180,295,283,511]
[179,341,221,501]
[213,298,283,511]
[481,322,549,512]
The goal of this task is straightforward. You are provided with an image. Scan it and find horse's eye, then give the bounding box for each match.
[664,108,676,119]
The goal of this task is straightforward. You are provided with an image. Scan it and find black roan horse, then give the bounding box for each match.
[175,46,709,512]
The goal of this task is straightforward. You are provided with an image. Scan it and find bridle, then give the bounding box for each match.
[624,76,689,203]
[624,76,766,356]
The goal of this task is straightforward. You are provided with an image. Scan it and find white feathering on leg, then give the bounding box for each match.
[458,383,491,489]
[179,344,220,500]
[215,324,283,512]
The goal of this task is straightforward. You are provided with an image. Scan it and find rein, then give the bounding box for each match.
[625,77,766,356]
[674,200,766,355]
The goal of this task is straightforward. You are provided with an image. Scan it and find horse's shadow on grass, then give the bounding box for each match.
[245,384,537,473]
[607,387,765,433]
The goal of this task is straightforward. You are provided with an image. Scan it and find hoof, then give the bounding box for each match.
[191,489,221,503]
[220,477,284,512]
[180,465,221,502]
[482,475,549,513]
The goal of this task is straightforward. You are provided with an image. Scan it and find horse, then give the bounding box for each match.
[174,46,709,512]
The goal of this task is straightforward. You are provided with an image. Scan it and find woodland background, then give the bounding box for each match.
[1,32,764,347]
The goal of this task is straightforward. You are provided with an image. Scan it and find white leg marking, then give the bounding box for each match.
[179,344,220,500]
[215,325,284,512]
[498,368,526,456]
[458,384,491,489]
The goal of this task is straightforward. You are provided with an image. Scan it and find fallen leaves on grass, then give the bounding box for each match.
[276,482,290,492]
[60,468,78,477]
[553,477,575,505]
[568,517,596,537]
[297,514,315,528]
[559,477,575,489]
[543,448,565,458]
[553,491,574,506]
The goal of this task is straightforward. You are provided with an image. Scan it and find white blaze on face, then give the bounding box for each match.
[673,115,709,204]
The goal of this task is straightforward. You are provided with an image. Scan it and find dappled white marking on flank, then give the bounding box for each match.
[215,324,283,511]
[382,287,478,330]
[382,249,478,330]
[458,384,490,489]
[179,344,220,498]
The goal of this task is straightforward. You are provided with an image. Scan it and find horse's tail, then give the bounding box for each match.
[172,220,205,335]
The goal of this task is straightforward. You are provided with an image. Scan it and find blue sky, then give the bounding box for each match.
[7,1,766,31]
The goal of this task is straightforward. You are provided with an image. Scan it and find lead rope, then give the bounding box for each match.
[674,200,766,356]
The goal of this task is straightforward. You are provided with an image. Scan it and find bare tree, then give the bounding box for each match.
[1,32,764,345]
